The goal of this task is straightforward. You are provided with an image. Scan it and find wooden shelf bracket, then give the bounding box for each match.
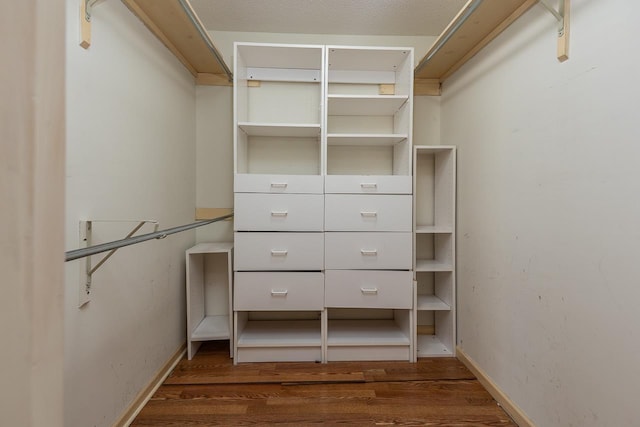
[79,0,106,49]
[539,0,570,62]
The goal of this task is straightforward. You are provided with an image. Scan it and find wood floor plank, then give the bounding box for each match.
[132,341,516,426]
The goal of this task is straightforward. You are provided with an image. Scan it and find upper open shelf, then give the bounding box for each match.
[121,0,232,85]
[122,0,539,93]
[415,0,536,85]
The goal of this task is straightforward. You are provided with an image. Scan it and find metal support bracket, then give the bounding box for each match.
[539,0,570,62]
[78,219,158,307]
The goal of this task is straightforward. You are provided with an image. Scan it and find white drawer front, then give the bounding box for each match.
[235,174,324,194]
[234,272,324,310]
[325,270,413,308]
[325,194,411,232]
[234,193,324,231]
[235,232,324,270]
[325,175,412,194]
[324,232,411,269]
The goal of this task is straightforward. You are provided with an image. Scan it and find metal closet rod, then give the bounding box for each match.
[415,0,485,74]
[65,213,233,262]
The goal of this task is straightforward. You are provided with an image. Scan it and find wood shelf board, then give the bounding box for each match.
[190,315,230,341]
[415,0,536,82]
[238,122,321,137]
[327,134,408,146]
[416,259,454,272]
[417,334,454,357]
[327,95,408,116]
[194,207,233,221]
[414,78,441,96]
[327,320,411,346]
[237,320,321,347]
[122,0,230,80]
[417,295,451,311]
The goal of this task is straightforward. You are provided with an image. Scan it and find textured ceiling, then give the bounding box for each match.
[190,0,468,36]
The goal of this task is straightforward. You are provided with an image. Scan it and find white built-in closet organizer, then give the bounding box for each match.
[231,42,455,363]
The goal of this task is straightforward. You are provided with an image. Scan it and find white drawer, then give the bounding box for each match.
[325,175,412,194]
[234,272,324,310]
[325,270,413,308]
[234,193,324,231]
[235,174,324,194]
[325,194,411,232]
[324,232,411,270]
[234,232,324,270]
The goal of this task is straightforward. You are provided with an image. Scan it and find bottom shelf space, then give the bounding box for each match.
[237,320,321,347]
[327,319,410,346]
[327,319,411,362]
[235,319,322,363]
[416,334,454,357]
[190,315,230,341]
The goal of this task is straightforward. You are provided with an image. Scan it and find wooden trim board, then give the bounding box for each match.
[414,79,441,96]
[456,346,536,427]
[114,344,186,427]
[196,73,233,86]
[557,0,570,62]
[195,207,233,220]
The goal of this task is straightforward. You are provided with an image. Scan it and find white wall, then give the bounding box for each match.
[195,85,234,243]
[1,1,65,426]
[195,31,437,243]
[440,1,640,426]
[64,1,196,426]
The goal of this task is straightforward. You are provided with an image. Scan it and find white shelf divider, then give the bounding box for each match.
[327,95,409,116]
[415,259,454,272]
[416,295,450,311]
[238,122,321,137]
[415,225,453,234]
[327,133,408,146]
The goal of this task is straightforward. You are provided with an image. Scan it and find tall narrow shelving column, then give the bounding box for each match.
[233,43,325,363]
[413,146,456,357]
[186,243,233,360]
[324,46,415,362]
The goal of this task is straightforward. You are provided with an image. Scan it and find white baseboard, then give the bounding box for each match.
[456,346,535,427]
[113,343,187,427]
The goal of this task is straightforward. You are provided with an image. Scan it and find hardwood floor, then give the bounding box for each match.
[132,341,516,426]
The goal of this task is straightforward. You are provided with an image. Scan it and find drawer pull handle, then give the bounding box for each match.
[271,289,288,296]
[360,249,378,256]
[270,182,288,188]
[360,287,378,294]
[360,211,377,217]
[360,183,377,189]
[271,211,288,217]
[271,250,288,256]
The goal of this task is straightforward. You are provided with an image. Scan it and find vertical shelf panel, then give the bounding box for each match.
[324,45,415,362]
[413,146,456,358]
[186,242,234,360]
